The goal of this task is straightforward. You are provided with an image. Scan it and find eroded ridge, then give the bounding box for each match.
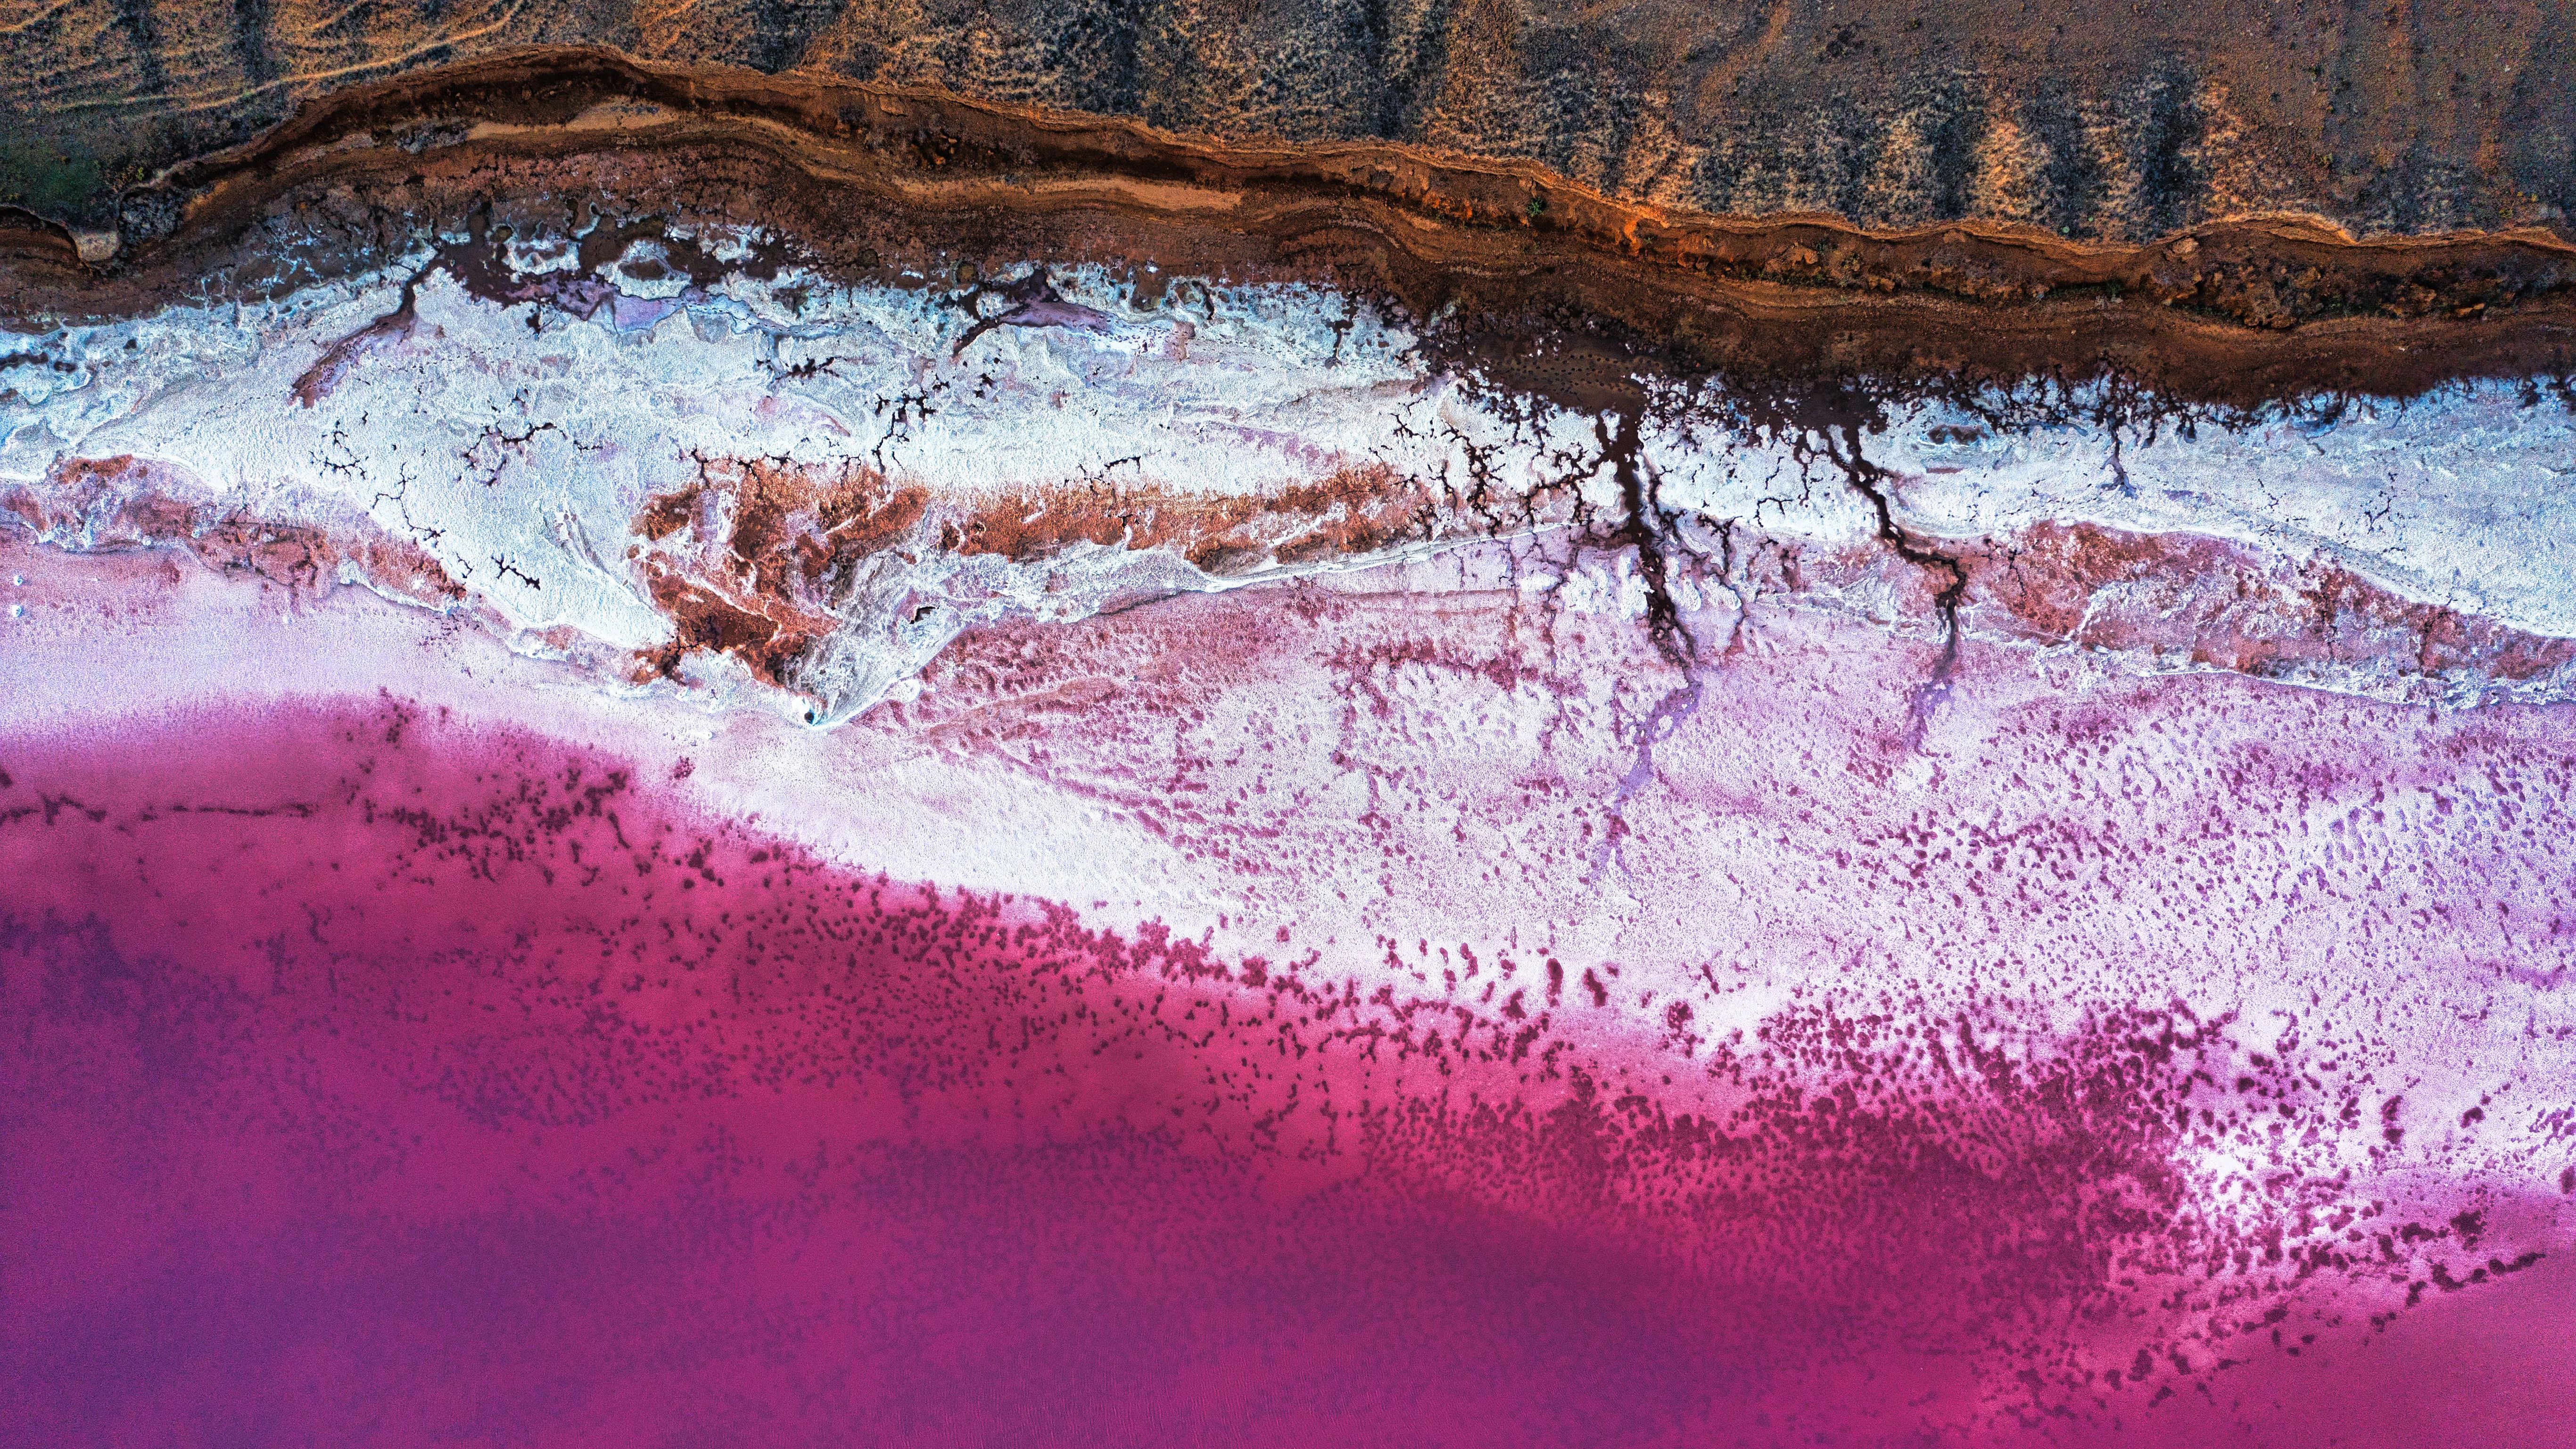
[1,48,2573,404]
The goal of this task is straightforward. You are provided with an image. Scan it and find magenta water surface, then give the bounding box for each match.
[5,698,2570,1448]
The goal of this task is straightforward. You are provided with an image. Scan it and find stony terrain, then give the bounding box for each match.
[3,1,2573,240]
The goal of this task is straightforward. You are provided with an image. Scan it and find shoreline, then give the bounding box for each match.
[0,49,2569,411]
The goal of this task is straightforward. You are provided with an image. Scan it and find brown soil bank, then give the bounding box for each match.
[3,49,2572,410]
[4,3,2573,243]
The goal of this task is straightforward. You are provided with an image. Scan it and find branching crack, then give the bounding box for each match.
[1812,421,1967,746]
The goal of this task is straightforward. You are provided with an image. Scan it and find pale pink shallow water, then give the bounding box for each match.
[4,696,2573,1449]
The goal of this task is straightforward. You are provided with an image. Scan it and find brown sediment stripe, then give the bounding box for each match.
[0,46,2571,407]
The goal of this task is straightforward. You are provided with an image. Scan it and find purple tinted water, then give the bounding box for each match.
[4,701,2568,1447]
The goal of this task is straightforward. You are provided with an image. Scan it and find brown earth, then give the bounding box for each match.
[609,442,2575,700]
[1732,518,2576,696]
[629,456,929,686]
[1,49,2572,416]
[623,452,1449,686]
[1,454,465,607]
[3,2,2572,244]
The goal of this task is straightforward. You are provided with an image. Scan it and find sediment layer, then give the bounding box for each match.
[8,4,2575,243]
[4,50,2574,407]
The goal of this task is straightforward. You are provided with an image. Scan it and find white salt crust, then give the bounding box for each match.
[4,530,2570,1362]
[7,240,2575,1399]
[4,245,2575,724]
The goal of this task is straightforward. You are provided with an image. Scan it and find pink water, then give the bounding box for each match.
[4,700,2569,1448]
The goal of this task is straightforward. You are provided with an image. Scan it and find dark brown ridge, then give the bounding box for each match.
[1,45,2572,412]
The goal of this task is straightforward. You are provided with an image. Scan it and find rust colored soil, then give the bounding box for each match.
[0,50,2570,411]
